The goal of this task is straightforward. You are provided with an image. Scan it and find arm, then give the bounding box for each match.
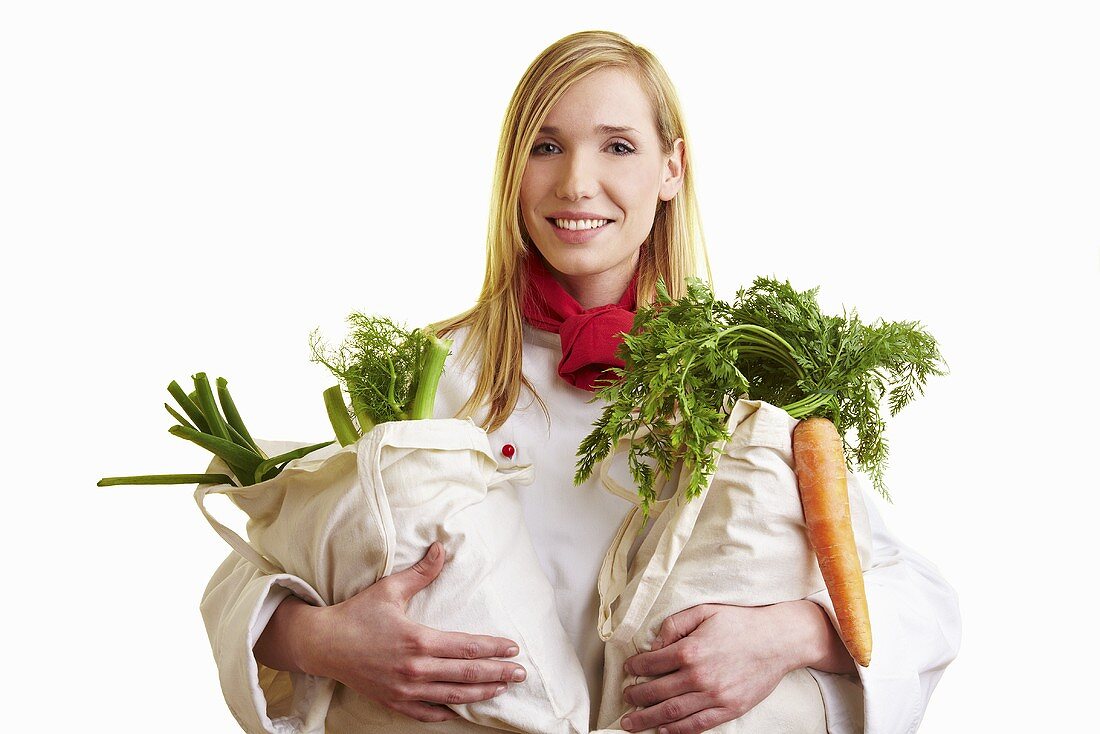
[199,551,333,734]
[201,544,528,731]
[253,595,320,674]
[804,486,962,734]
[619,601,857,734]
[619,476,961,734]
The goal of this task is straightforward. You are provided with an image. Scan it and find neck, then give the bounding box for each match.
[545,251,640,309]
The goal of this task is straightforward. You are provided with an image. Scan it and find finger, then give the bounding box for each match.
[409,681,511,706]
[660,705,740,734]
[652,605,710,650]
[382,542,446,603]
[415,655,528,685]
[624,636,691,678]
[423,629,521,662]
[619,692,713,733]
[385,698,461,723]
[623,670,695,708]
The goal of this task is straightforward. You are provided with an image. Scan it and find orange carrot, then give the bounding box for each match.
[792,417,871,667]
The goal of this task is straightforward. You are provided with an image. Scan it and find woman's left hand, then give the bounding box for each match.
[619,601,830,734]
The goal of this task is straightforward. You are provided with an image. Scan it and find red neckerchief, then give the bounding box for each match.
[521,253,638,392]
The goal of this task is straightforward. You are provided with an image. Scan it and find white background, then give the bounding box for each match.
[3,1,1097,731]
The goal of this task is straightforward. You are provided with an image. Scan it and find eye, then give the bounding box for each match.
[530,141,637,156]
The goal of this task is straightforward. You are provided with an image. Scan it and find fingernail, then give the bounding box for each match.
[623,661,631,674]
[621,715,633,729]
[512,668,526,682]
[505,646,519,656]
[495,684,507,694]
[659,728,669,734]
[429,542,440,560]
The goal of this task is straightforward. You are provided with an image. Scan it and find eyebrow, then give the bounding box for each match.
[538,124,641,136]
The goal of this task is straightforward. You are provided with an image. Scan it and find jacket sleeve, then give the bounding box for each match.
[199,551,336,734]
[805,479,962,734]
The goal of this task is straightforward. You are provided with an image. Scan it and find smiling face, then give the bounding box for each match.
[519,66,685,308]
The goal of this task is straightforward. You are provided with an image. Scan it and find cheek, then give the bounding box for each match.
[613,163,662,214]
[518,184,539,229]
[518,176,533,209]
[520,161,553,193]
[519,163,538,197]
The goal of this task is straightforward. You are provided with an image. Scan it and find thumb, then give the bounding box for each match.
[387,541,445,604]
[652,604,709,650]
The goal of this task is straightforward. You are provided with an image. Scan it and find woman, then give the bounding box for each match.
[202,30,961,733]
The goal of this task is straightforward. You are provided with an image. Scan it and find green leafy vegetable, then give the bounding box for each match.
[309,314,453,440]
[574,275,947,519]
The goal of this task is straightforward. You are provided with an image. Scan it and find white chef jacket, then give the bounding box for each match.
[200,321,962,734]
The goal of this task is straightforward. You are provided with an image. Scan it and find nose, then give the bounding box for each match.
[555,150,599,201]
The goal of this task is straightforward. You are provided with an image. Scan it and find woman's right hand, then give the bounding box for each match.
[293,541,526,723]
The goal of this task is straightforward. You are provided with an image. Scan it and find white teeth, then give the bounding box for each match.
[554,218,609,231]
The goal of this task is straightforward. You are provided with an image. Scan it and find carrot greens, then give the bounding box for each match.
[573,276,947,519]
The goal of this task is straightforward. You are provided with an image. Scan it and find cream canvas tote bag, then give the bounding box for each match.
[196,417,589,734]
[592,400,873,733]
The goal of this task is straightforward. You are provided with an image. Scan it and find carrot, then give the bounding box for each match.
[793,417,871,667]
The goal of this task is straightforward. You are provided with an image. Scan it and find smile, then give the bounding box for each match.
[548,218,611,231]
[546,217,614,244]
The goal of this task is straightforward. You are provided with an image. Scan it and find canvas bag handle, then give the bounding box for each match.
[194,480,283,575]
[596,434,674,641]
[597,401,760,644]
[192,438,356,575]
[487,463,536,488]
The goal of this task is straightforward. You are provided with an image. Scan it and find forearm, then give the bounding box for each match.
[200,552,334,732]
[787,599,857,676]
[253,594,322,675]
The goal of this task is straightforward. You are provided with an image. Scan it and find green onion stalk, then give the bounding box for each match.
[98,373,333,488]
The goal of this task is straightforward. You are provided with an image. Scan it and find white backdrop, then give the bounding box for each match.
[3,1,1097,731]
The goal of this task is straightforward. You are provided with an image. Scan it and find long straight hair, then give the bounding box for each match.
[429,30,712,433]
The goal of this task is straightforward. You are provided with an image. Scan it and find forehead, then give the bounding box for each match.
[539,68,656,137]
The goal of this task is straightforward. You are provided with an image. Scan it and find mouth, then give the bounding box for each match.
[545,217,615,232]
[544,216,615,244]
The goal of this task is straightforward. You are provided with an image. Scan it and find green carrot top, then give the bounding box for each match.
[574,275,947,518]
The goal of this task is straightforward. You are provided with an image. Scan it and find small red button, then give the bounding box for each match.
[501,443,516,459]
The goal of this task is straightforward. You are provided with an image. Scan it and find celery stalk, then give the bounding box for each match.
[323,385,360,446]
[351,397,377,435]
[408,334,453,420]
[310,317,452,427]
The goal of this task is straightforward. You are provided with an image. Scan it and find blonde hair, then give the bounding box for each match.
[428,30,712,433]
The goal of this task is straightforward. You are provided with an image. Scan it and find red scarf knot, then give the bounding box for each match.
[521,253,638,392]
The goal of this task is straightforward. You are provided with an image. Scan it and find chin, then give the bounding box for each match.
[536,248,603,276]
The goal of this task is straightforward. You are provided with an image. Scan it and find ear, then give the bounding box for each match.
[658,138,686,203]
